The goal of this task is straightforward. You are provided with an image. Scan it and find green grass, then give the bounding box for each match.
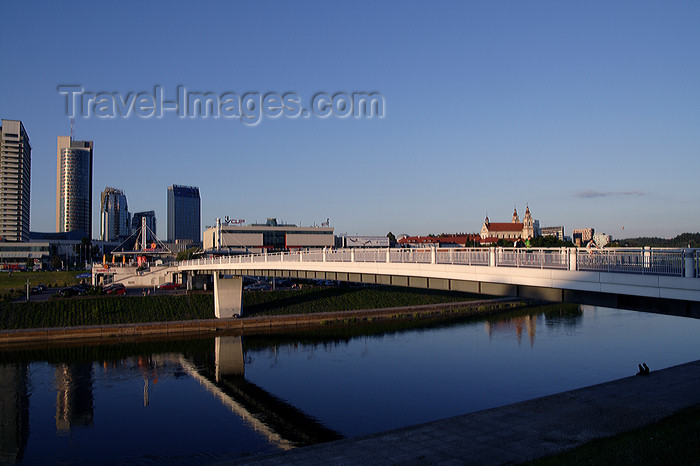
[0,270,83,300]
[0,286,484,330]
[0,270,83,290]
[525,404,700,466]
[0,294,215,329]
[241,285,480,316]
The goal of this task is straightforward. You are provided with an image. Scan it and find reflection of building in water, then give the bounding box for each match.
[484,314,538,346]
[55,363,94,433]
[0,363,29,463]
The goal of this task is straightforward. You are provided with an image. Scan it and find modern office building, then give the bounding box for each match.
[572,228,595,246]
[56,136,93,239]
[0,120,31,242]
[203,218,334,253]
[100,187,130,241]
[131,210,157,242]
[167,185,200,243]
[540,226,565,241]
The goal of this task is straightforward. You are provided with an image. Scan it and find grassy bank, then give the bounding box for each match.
[0,271,83,300]
[0,294,215,329]
[0,286,485,330]
[241,286,481,316]
[527,404,700,465]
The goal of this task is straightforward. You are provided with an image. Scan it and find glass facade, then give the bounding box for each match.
[100,187,130,241]
[57,140,92,239]
[167,185,200,242]
[131,211,157,242]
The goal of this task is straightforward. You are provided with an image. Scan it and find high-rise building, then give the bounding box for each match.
[100,187,130,241]
[56,137,93,239]
[167,185,200,242]
[0,120,31,242]
[131,210,157,242]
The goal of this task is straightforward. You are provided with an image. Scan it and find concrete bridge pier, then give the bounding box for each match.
[213,274,243,318]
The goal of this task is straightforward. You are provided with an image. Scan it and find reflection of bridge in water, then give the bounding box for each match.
[179,336,342,450]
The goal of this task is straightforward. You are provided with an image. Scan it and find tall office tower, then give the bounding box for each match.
[167,185,200,242]
[0,120,31,242]
[131,210,157,242]
[56,137,93,238]
[99,187,130,241]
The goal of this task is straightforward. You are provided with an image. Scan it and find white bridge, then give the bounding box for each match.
[178,247,700,318]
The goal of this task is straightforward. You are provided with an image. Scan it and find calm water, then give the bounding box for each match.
[2,304,700,464]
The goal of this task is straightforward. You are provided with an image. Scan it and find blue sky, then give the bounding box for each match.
[1,1,698,239]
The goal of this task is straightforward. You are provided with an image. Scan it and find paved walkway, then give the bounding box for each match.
[235,360,700,465]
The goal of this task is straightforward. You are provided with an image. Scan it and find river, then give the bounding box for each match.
[1,304,699,464]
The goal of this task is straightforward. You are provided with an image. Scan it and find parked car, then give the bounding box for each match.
[74,283,91,294]
[31,283,47,293]
[58,286,79,297]
[156,282,180,290]
[245,282,270,291]
[104,283,126,295]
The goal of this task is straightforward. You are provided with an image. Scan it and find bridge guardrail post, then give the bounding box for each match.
[431,247,436,264]
[386,248,390,263]
[264,250,268,262]
[684,249,695,278]
[489,248,496,267]
[323,247,327,263]
[569,248,577,271]
[351,249,355,263]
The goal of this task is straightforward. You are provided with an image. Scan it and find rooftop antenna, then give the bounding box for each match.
[70,117,75,140]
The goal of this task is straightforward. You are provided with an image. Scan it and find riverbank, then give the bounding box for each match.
[0,285,497,331]
[0,296,527,346]
[236,360,700,465]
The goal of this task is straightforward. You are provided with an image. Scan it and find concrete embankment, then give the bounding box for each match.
[236,359,700,465]
[0,297,522,347]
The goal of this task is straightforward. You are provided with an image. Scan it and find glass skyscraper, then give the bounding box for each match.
[100,187,130,242]
[131,210,157,242]
[167,185,200,243]
[56,136,93,239]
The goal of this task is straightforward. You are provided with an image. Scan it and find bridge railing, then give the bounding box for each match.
[576,248,685,276]
[354,249,387,262]
[180,247,699,278]
[496,248,569,269]
[435,248,490,266]
[325,249,352,262]
[390,249,432,263]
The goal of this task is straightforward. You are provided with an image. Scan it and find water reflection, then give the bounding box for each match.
[0,363,29,464]
[0,304,699,463]
[54,363,94,432]
[182,336,342,450]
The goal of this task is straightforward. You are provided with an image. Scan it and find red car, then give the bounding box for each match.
[157,282,180,290]
[104,283,126,295]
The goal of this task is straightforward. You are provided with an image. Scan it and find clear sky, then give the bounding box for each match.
[1,1,698,240]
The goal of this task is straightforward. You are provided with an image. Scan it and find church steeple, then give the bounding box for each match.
[511,206,520,223]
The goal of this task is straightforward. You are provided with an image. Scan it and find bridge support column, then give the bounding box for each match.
[213,274,243,318]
